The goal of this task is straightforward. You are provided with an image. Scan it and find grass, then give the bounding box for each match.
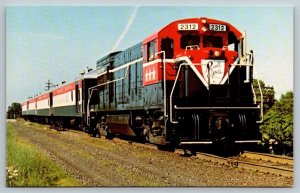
[6,122,81,187]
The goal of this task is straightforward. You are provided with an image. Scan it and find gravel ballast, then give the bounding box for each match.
[8,121,293,187]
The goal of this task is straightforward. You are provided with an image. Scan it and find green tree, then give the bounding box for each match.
[260,91,293,154]
[253,79,275,113]
[6,103,22,119]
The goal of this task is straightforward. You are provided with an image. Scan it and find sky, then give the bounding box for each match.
[6,6,293,108]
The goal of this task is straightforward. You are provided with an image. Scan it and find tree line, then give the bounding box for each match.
[6,103,22,119]
[253,79,293,155]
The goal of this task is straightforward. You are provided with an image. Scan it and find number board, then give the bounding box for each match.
[209,24,226,31]
[178,23,198,31]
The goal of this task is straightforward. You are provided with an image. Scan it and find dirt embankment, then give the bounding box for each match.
[9,121,293,187]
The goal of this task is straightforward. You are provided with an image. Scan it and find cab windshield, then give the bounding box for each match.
[180,34,200,50]
[203,36,223,48]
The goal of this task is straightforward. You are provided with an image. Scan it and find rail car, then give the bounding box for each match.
[22,17,263,147]
[22,70,97,129]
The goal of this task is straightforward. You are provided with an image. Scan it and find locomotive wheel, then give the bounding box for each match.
[105,127,114,140]
[92,128,98,137]
[57,124,63,131]
[106,133,114,140]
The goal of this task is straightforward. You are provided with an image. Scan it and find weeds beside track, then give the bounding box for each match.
[6,121,80,187]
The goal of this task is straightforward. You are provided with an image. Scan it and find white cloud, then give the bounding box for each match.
[111,6,139,52]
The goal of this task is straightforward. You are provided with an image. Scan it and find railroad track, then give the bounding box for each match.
[55,128,294,178]
[241,151,293,165]
[108,137,293,178]
[196,152,293,178]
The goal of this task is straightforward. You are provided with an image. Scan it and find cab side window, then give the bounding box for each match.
[147,40,157,61]
[143,45,147,63]
[161,38,174,59]
[228,31,238,51]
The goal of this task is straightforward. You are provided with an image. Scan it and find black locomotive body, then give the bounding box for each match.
[87,18,262,147]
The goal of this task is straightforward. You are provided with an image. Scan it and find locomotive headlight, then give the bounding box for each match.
[201,27,207,32]
[201,19,207,24]
[214,51,220,57]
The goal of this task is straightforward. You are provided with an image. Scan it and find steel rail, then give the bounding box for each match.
[241,151,293,165]
[196,152,293,178]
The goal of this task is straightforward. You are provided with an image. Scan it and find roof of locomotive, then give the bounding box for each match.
[96,51,122,66]
[75,68,97,81]
[143,17,243,44]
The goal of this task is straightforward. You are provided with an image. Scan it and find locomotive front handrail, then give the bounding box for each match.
[253,69,264,123]
[169,57,238,123]
[169,62,194,124]
[185,45,200,50]
[169,59,225,123]
[169,56,262,124]
[174,105,260,110]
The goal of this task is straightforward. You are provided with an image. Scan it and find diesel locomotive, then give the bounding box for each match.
[22,17,263,147]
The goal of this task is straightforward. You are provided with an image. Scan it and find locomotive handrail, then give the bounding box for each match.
[169,62,199,124]
[89,58,143,91]
[169,56,262,124]
[185,45,200,50]
[190,63,253,67]
[109,58,143,73]
[174,106,260,110]
[169,57,240,123]
[169,61,236,123]
[251,84,257,104]
[87,58,142,126]
[87,67,130,126]
[229,63,254,66]
[254,69,264,123]
[155,51,167,119]
[190,56,263,124]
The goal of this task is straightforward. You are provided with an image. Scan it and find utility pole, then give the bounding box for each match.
[45,79,54,91]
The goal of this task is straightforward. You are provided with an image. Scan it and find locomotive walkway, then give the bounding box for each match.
[8,120,293,187]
